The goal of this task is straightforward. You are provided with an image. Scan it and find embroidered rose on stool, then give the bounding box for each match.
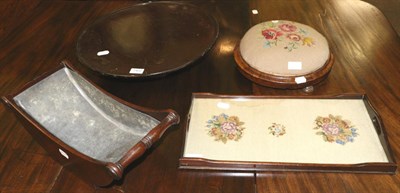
[259,21,318,51]
[279,23,297,32]
[262,29,283,40]
[286,33,301,41]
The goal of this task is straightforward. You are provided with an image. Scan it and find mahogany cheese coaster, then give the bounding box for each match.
[234,20,334,89]
[1,60,180,186]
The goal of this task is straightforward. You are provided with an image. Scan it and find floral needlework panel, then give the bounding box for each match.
[261,21,315,51]
[268,123,286,137]
[314,114,358,145]
[206,113,245,144]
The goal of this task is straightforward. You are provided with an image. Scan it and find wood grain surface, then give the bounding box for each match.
[0,0,399,192]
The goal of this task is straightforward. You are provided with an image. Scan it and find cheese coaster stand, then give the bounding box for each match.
[234,20,334,91]
[1,60,180,186]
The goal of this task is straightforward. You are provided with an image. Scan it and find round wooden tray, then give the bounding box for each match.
[76,2,218,78]
[233,45,334,89]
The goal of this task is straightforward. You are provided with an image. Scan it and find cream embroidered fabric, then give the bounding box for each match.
[239,20,330,76]
[183,97,389,164]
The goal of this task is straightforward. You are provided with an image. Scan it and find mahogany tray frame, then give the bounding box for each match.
[233,45,335,89]
[179,93,397,174]
[1,60,180,186]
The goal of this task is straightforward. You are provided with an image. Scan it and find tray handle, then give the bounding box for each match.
[106,110,179,180]
[372,116,382,135]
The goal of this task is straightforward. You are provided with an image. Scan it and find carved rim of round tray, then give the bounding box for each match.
[233,45,334,89]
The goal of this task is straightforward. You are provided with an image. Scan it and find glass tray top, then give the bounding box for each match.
[76,2,218,78]
[180,93,397,173]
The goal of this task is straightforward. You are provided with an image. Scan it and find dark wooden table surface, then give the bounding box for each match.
[1,0,399,192]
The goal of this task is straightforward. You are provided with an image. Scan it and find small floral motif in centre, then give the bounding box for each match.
[206,113,245,144]
[268,123,286,137]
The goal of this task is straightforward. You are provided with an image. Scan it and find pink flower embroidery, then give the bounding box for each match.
[322,124,340,135]
[206,113,245,143]
[278,23,297,32]
[260,21,317,51]
[286,33,301,41]
[262,29,283,40]
[221,122,237,134]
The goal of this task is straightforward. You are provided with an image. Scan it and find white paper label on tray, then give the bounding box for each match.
[59,148,69,159]
[129,68,145,74]
[295,76,307,84]
[97,50,110,56]
[288,61,302,70]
